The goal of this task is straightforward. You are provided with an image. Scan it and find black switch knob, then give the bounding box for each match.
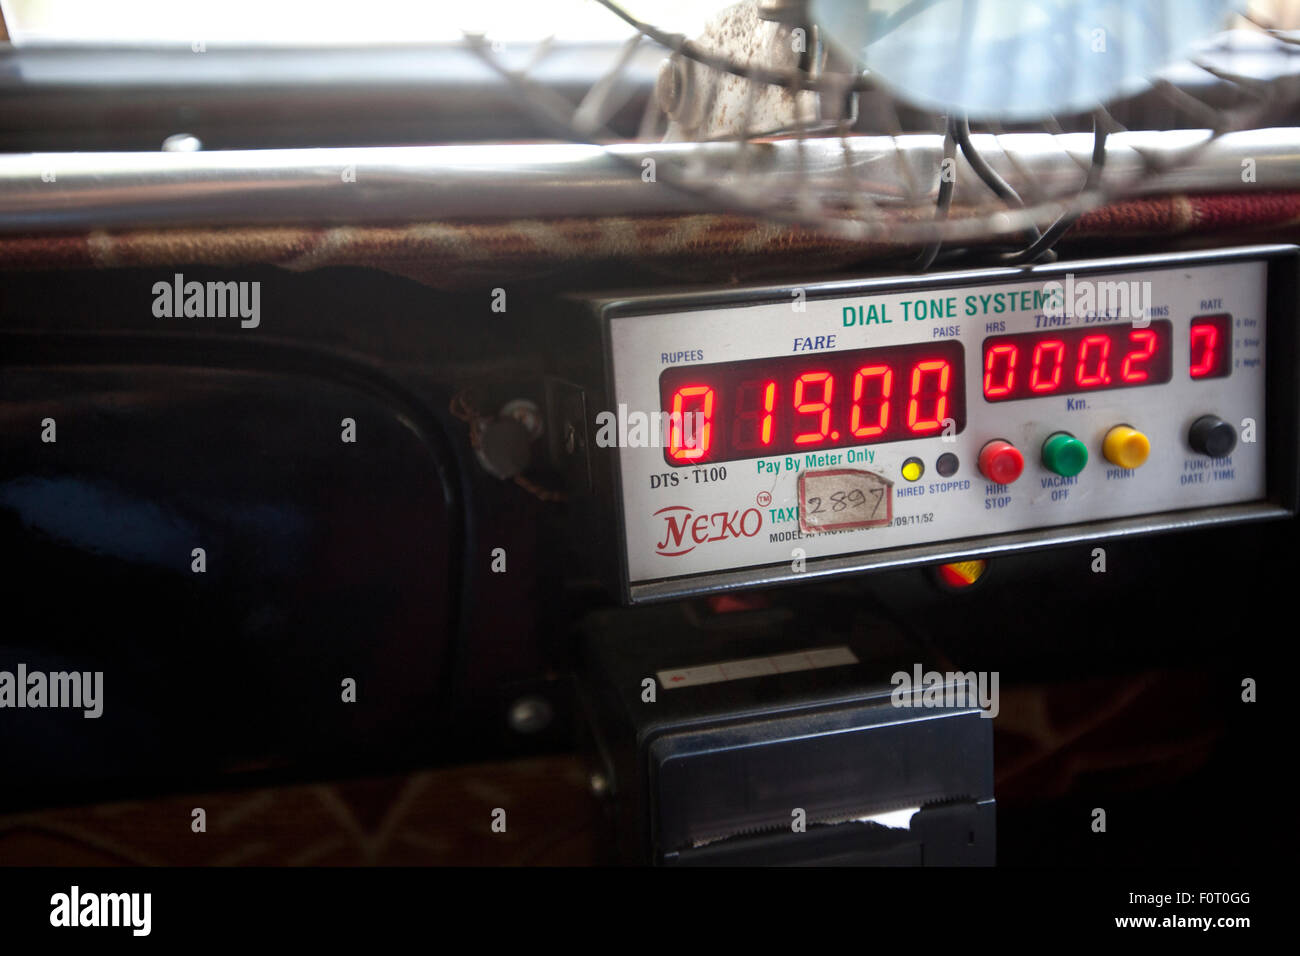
[1188,415,1237,458]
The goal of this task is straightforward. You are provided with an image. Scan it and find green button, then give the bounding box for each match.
[1042,432,1088,477]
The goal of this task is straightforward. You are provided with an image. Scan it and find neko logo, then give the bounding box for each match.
[654,505,763,556]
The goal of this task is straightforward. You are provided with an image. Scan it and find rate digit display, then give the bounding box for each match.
[1189,314,1233,379]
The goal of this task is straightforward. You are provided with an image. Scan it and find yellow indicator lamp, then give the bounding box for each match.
[1103,425,1151,469]
[901,457,925,482]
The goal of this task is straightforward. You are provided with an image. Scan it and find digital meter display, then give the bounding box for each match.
[981,320,1174,402]
[658,340,966,465]
[608,251,1282,603]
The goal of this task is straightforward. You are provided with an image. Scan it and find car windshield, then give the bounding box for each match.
[0,0,716,45]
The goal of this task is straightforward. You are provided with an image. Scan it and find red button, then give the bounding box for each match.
[978,440,1024,484]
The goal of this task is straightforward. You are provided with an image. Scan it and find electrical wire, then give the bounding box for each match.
[912,116,957,271]
[1002,108,1112,265]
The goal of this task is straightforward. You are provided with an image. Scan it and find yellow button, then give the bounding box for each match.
[901,457,924,482]
[1103,425,1150,469]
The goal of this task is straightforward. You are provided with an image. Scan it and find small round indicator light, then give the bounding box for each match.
[978,440,1024,484]
[935,452,959,477]
[901,457,925,482]
[1041,431,1088,477]
[937,559,988,589]
[1103,425,1150,469]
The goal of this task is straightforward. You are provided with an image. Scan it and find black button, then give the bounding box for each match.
[936,452,959,477]
[1188,415,1237,458]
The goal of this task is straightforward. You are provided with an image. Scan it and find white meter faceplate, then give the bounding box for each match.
[593,247,1298,603]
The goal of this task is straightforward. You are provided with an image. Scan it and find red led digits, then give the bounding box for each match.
[658,340,966,466]
[983,321,1173,402]
[1074,334,1111,387]
[1030,340,1065,394]
[732,379,777,450]
[983,344,1017,399]
[667,385,714,462]
[849,365,892,439]
[1120,329,1158,383]
[759,381,776,443]
[906,359,951,433]
[1189,325,1216,376]
[792,371,834,445]
[1189,315,1231,379]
